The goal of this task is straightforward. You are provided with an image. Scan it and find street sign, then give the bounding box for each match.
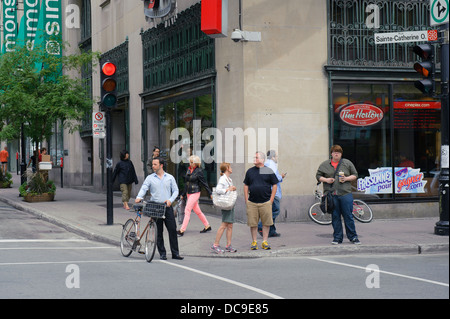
[431,0,449,26]
[375,30,438,44]
[93,111,105,139]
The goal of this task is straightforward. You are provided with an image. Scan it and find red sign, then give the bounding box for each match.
[340,103,384,127]
[201,0,228,38]
[394,101,441,109]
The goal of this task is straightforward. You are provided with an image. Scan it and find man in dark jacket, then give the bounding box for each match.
[112,150,138,210]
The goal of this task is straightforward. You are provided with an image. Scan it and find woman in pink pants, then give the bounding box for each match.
[177,155,213,236]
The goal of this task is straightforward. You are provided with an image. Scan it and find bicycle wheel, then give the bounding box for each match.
[144,220,157,262]
[120,219,136,257]
[352,199,373,223]
[308,202,332,225]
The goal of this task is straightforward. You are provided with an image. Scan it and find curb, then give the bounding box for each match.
[1,196,448,258]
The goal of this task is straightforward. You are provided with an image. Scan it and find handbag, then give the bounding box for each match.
[320,191,335,214]
[212,177,237,210]
[175,198,186,225]
[320,159,342,214]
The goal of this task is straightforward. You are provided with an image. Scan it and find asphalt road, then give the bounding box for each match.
[1,202,448,302]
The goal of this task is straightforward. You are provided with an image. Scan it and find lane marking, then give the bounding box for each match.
[0,246,115,251]
[0,260,141,267]
[0,239,88,243]
[159,260,284,299]
[309,257,449,287]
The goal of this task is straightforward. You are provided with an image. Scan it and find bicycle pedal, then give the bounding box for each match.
[138,251,145,255]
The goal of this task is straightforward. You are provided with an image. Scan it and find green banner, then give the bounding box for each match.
[34,0,62,56]
[17,0,41,50]
[2,0,18,53]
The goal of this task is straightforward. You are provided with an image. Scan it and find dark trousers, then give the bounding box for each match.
[332,193,358,242]
[156,206,180,257]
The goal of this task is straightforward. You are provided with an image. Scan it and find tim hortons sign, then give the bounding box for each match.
[340,103,384,127]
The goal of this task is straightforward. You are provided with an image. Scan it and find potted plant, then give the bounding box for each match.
[0,170,12,188]
[19,171,56,202]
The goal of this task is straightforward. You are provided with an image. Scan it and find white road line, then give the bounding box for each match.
[0,239,88,243]
[0,246,115,250]
[309,257,449,288]
[159,260,284,299]
[0,260,141,266]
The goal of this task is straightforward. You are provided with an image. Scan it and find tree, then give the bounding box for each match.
[0,39,99,145]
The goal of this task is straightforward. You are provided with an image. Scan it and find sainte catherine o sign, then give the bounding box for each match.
[374,30,438,45]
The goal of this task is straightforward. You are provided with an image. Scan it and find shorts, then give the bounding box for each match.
[246,200,273,227]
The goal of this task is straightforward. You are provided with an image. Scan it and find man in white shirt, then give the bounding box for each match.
[136,157,183,260]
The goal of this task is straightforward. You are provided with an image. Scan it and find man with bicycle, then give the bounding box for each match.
[135,157,183,260]
[316,145,360,245]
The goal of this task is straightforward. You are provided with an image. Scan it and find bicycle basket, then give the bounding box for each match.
[143,201,166,219]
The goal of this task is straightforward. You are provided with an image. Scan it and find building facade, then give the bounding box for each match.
[2,0,441,221]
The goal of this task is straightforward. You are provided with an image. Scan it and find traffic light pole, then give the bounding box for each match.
[106,109,114,225]
[435,24,449,236]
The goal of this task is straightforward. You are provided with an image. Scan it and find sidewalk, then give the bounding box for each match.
[1,174,448,258]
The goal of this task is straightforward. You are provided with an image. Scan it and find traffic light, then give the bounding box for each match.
[101,62,117,108]
[412,44,435,96]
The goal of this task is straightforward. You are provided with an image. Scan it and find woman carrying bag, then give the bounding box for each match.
[211,163,237,254]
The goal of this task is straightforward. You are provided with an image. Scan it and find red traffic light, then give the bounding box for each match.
[102,62,116,76]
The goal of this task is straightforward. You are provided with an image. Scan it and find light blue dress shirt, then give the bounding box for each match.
[265,159,283,199]
[136,172,179,204]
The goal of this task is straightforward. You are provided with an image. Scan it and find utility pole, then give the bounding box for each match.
[435,24,449,236]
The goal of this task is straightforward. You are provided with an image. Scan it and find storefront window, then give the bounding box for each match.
[332,82,440,200]
[393,84,440,198]
[157,94,216,198]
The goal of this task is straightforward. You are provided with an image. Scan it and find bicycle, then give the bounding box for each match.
[308,182,373,225]
[120,201,166,262]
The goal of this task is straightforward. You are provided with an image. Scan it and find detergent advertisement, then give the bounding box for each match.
[357,167,427,194]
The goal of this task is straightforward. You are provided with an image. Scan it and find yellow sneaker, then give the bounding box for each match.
[261,241,271,250]
[251,241,258,250]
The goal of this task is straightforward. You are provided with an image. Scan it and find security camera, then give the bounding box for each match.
[231,29,244,42]
[230,29,262,43]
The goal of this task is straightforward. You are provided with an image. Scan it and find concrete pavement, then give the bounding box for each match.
[1,174,448,258]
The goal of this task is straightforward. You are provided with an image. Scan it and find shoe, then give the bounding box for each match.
[211,244,224,254]
[177,230,184,237]
[172,255,184,260]
[251,241,258,250]
[269,232,281,238]
[261,241,271,250]
[351,238,361,245]
[331,240,342,245]
[200,226,212,233]
[160,255,167,260]
[225,245,237,253]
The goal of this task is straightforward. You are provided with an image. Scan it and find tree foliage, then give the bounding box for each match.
[0,40,100,144]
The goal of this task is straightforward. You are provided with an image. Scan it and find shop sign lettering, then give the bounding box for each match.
[357,167,427,194]
[340,103,384,127]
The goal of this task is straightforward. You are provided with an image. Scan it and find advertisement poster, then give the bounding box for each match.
[357,167,427,194]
